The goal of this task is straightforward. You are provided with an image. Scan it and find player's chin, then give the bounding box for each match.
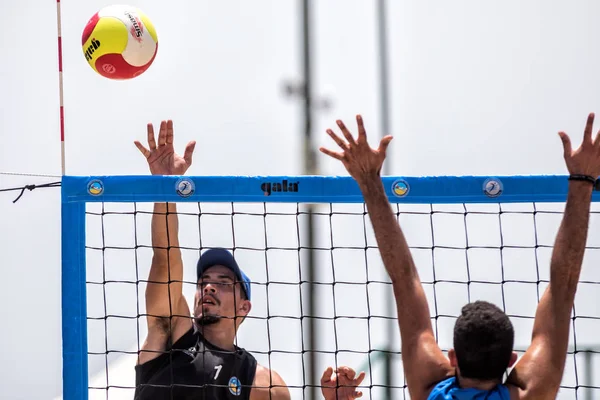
[194,306,221,320]
[195,303,216,314]
[194,314,221,326]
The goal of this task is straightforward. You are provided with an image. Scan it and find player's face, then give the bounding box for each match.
[194,265,249,327]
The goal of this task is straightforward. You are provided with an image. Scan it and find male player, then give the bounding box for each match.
[133,120,290,400]
[132,120,366,400]
[320,113,600,400]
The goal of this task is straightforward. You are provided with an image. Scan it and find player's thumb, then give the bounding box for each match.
[184,141,196,165]
[558,132,571,159]
[379,135,393,154]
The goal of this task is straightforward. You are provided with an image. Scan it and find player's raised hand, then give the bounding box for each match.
[320,115,392,185]
[320,366,366,400]
[559,113,600,179]
[134,120,196,176]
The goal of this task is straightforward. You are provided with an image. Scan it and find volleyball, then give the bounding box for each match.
[82,5,158,80]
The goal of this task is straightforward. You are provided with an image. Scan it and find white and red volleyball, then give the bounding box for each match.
[82,5,158,80]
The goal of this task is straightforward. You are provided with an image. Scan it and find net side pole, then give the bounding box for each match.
[301,0,318,398]
[56,0,66,175]
[61,198,89,400]
[585,350,591,400]
[375,0,394,397]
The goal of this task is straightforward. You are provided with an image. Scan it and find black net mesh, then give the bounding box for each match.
[83,200,600,399]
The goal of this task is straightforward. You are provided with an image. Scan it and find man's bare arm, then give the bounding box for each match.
[360,176,453,395]
[507,113,600,399]
[143,203,191,338]
[134,120,196,364]
[319,116,452,399]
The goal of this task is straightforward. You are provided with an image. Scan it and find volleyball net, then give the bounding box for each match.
[61,174,600,399]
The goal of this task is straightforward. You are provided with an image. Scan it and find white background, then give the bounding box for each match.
[2,0,600,399]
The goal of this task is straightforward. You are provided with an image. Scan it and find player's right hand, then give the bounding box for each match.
[319,115,392,186]
[559,112,600,179]
[134,120,196,176]
[320,366,365,400]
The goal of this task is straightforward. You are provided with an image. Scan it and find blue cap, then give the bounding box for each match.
[196,248,251,300]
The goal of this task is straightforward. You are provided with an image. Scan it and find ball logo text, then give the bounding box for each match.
[84,38,101,62]
[125,12,144,42]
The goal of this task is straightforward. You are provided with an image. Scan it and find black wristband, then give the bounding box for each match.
[568,174,597,185]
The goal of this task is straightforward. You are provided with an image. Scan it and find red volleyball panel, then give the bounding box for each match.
[82,12,100,45]
[95,54,146,80]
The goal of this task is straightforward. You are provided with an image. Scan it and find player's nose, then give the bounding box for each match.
[203,283,217,294]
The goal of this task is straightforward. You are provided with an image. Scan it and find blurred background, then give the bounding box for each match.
[3,0,600,399]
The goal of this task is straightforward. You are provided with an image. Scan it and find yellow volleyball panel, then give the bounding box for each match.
[82,17,129,73]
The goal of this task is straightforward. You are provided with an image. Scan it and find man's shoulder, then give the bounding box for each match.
[252,364,273,385]
[504,383,551,400]
[250,364,290,400]
[425,376,456,399]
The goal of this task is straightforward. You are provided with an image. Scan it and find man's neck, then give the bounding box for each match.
[196,322,236,351]
[457,374,500,391]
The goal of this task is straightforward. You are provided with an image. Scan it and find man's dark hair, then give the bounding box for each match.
[453,300,514,381]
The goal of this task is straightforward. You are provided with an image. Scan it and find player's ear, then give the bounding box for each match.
[448,349,458,368]
[508,351,518,368]
[240,300,251,315]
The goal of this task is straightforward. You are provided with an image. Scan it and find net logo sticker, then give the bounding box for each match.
[87,179,104,196]
[176,178,195,198]
[228,376,242,396]
[261,179,299,196]
[483,178,503,198]
[391,179,410,197]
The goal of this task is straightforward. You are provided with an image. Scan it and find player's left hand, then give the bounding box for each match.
[559,112,600,179]
[319,115,392,186]
[134,120,196,176]
[320,366,366,400]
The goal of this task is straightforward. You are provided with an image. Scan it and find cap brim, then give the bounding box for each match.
[196,248,251,300]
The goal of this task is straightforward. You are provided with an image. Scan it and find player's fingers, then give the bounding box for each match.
[147,123,157,150]
[356,115,367,143]
[354,371,366,385]
[337,120,357,146]
[319,147,344,161]
[157,120,167,146]
[166,120,174,144]
[321,367,334,383]
[354,390,363,398]
[184,141,196,166]
[327,128,349,150]
[583,113,595,145]
[337,366,355,380]
[595,129,600,149]
[378,135,393,155]
[558,132,572,159]
[134,141,150,159]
